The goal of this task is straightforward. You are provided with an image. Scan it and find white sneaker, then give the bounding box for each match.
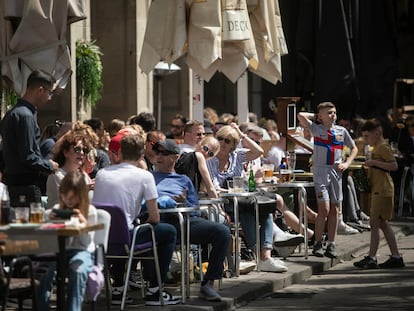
[258,258,288,273]
[337,224,359,235]
[274,231,304,247]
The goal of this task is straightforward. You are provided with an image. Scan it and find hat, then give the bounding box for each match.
[108,134,123,153]
[153,139,180,154]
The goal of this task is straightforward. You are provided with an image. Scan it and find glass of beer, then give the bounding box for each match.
[280,169,294,183]
[30,202,45,223]
[262,164,274,182]
[14,207,30,223]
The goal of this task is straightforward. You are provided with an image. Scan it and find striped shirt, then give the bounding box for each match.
[206,150,248,189]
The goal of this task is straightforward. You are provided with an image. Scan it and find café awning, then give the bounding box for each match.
[139,0,288,84]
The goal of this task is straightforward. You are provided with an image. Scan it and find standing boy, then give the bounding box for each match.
[297,102,358,258]
[354,119,404,269]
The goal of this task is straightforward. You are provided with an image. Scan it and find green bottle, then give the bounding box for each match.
[248,167,256,192]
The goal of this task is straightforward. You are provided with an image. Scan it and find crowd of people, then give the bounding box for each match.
[0,71,411,310]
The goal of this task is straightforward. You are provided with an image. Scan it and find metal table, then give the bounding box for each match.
[259,182,314,258]
[219,191,259,276]
[158,206,199,303]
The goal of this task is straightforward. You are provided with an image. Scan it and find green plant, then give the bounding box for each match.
[76,40,103,109]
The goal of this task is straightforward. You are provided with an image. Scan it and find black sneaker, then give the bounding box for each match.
[128,271,142,289]
[354,256,378,269]
[312,241,324,257]
[324,242,338,258]
[379,256,405,269]
[145,289,181,306]
[111,287,134,305]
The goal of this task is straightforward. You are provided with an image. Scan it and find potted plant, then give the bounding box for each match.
[76,40,103,109]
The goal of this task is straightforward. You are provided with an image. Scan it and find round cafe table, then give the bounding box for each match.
[219,191,259,276]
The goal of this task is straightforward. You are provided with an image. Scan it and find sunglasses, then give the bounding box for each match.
[154,149,174,156]
[202,145,214,157]
[217,137,231,144]
[73,146,89,154]
[254,140,261,145]
[196,132,206,137]
[42,86,56,99]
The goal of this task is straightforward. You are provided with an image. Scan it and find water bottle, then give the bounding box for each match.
[1,185,11,225]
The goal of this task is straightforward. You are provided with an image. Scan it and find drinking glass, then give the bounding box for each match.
[30,202,45,223]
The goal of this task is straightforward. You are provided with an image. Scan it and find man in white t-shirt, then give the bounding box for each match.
[93,134,180,306]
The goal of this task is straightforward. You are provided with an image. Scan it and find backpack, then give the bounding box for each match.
[174,152,201,192]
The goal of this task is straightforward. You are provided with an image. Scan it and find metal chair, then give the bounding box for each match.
[94,203,164,310]
[398,165,414,217]
[0,256,38,311]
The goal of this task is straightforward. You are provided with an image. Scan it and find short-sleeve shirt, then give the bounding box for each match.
[309,123,355,167]
[93,163,158,229]
[206,150,248,189]
[368,141,395,197]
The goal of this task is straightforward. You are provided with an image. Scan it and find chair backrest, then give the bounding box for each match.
[94,202,131,256]
[95,208,111,251]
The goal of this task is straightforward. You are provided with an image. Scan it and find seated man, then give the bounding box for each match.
[151,139,230,302]
[93,134,180,306]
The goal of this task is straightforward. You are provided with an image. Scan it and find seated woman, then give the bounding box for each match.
[46,129,94,209]
[206,124,288,273]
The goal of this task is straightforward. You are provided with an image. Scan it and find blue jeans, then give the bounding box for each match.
[110,222,177,287]
[37,250,94,311]
[189,217,230,280]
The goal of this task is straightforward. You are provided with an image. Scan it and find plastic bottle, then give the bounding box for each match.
[1,185,11,225]
[248,166,256,192]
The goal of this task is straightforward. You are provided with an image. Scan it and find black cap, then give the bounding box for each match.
[153,139,180,154]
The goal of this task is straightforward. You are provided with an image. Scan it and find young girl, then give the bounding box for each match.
[354,119,405,269]
[38,169,97,311]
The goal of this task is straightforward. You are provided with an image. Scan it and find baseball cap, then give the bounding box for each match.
[108,134,123,153]
[153,139,180,155]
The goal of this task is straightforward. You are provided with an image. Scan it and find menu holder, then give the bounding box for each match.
[287,133,313,153]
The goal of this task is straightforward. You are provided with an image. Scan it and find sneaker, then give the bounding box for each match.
[354,256,378,269]
[199,282,222,301]
[337,224,359,235]
[258,258,288,273]
[324,242,338,258]
[312,241,324,257]
[378,256,405,269]
[359,211,370,221]
[128,270,142,289]
[111,286,134,305]
[145,289,181,306]
[274,231,305,247]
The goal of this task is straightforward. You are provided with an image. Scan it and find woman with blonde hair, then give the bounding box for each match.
[206,123,288,272]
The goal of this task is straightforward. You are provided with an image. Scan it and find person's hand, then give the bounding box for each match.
[49,159,59,172]
[173,189,188,203]
[337,162,349,172]
[230,122,243,136]
[72,208,87,224]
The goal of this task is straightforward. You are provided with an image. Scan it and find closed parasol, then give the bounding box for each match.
[0,0,86,95]
[139,0,288,85]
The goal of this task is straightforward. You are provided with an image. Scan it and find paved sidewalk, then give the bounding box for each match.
[90,217,414,311]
